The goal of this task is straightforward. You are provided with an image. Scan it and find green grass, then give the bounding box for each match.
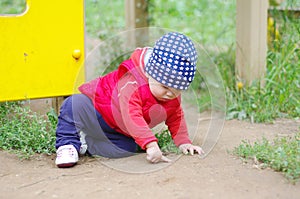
[85,0,124,39]
[232,132,300,183]
[149,0,236,46]
[155,129,180,154]
[0,102,57,159]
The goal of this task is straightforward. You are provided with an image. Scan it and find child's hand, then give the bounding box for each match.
[179,144,205,155]
[146,142,171,163]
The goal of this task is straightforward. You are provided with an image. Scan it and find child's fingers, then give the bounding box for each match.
[189,148,194,155]
[189,146,205,155]
[181,148,189,155]
[195,147,205,155]
[160,155,172,163]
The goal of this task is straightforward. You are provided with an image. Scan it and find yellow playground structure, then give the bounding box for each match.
[0,0,85,102]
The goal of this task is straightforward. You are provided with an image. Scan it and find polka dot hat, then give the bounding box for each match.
[145,32,198,90]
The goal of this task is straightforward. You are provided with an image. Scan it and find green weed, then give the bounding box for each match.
[233,132,300,183]
[155,129,180,154]
[0,102,57,159]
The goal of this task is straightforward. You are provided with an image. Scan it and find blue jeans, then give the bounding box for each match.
[55,94,138,158]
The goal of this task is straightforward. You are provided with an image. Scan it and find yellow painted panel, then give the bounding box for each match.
[0,0,85,101]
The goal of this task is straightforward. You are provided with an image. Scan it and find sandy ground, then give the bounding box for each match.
[0,99,299,199]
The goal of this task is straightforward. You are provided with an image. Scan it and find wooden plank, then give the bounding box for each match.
[125,0,149,47]
[51,97,66,114]
[236,0,269,85]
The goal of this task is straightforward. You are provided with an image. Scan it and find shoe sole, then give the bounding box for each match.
[56,162,77,168]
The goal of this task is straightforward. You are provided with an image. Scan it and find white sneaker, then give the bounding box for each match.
[55,145,79,168]
[79,131,88,155]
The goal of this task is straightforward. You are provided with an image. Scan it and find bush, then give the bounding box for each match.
[0,102,57,158]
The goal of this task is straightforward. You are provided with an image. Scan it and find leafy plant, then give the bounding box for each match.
[0,102,57,159]
[155,129,180,154]
[233,132,300,183]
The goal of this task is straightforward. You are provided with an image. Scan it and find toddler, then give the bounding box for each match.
[55,32,204,168]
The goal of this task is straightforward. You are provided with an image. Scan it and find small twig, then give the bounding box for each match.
[0,173,10,178]
[17,178,49,189]
[198,117,212,122]
[61,171,92,177]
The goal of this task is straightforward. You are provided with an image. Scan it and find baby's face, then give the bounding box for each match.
[148,76,181,101]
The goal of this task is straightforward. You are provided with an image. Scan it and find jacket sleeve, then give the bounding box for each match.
[165,103,192,147]
[117,74,157,149]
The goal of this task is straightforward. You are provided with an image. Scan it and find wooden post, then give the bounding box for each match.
[51,97,65,114]
[236,0,269,85]
[125,0,149,47]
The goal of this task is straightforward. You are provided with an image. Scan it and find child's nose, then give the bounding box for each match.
[166,91,175,98]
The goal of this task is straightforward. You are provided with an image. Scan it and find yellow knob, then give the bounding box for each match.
[72,49,81,59]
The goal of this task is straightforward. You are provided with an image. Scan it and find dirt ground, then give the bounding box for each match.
[0,98,299,199]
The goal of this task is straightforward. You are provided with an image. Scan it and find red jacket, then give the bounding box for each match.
[78,48,192,149]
